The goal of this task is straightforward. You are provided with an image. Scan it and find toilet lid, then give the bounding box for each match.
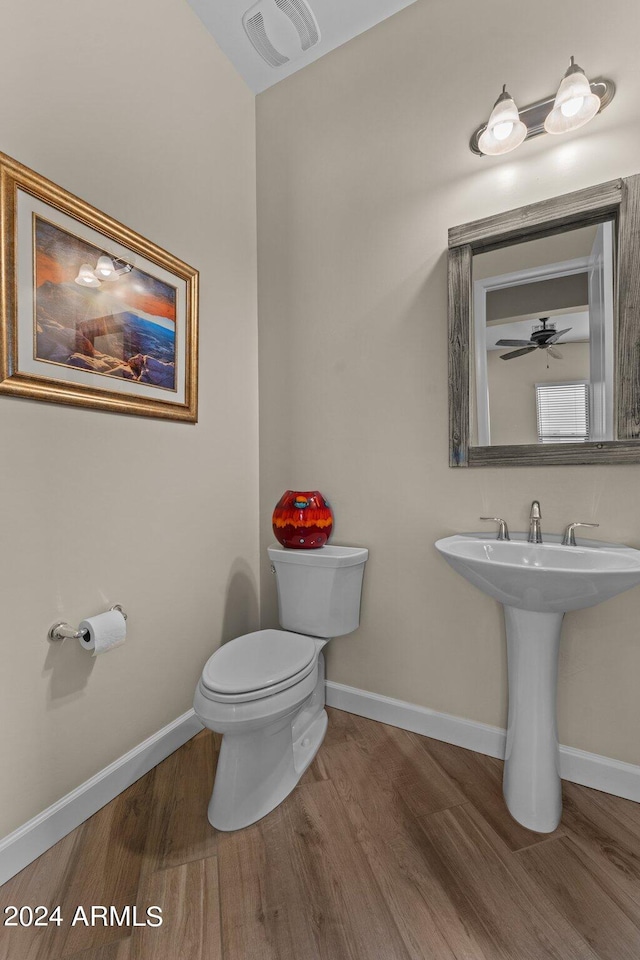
[201,629,317,696]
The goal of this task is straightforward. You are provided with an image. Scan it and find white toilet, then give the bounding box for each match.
[193,543,368,831]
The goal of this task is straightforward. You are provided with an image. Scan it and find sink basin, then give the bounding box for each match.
[435,532,640,834]
[435,534,640,613]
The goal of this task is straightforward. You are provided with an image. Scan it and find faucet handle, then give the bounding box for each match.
[561,522,599,546]
[480,517,510,541]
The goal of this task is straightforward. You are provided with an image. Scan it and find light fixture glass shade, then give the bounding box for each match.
[95,255,119,281]
[74,263,100,287]
[478,87,527,156]
[544,58,601,134]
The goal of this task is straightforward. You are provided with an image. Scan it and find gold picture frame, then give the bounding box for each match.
[0,152,198,422]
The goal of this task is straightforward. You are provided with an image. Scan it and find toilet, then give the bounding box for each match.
[193,542,368,831]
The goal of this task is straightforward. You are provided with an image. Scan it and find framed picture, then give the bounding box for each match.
[0,152,198,422]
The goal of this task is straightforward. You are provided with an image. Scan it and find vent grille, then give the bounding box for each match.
[274,0,320,51]
[244,12,290,67]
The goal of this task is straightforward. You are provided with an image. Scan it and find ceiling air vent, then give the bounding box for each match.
[243,12,290,67]
[243,0,321,68]
[274,0,319,51]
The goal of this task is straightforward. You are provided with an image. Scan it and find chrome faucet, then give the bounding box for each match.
[480,517,510,540]
[528,501,543,543]
[562,521,599,546]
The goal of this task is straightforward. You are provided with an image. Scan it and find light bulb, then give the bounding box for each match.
[493,121,514,141]
[561,96,584,118]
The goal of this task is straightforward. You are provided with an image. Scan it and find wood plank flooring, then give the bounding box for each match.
[1,707,640,960]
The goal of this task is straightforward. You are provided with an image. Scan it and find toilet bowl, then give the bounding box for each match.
[194,544,368,831]
[194,630,327,831]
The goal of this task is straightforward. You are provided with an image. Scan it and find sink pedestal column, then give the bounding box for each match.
[502,605,564,833]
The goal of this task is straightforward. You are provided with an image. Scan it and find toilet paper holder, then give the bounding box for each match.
[48,604,128,642]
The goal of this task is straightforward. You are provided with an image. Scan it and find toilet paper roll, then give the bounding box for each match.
[78,609,126,657]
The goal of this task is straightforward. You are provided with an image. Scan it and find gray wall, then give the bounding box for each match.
[0,0,260,837]
[257,0,640,765]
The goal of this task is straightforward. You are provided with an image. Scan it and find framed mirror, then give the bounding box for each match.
[448,175,640,466]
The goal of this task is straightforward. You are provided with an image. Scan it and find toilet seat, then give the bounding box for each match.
[200,629,318,703]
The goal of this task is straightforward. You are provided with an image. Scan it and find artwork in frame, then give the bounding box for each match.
[0,152,198,421]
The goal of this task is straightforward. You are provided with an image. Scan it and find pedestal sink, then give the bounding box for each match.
[435,533,640,832]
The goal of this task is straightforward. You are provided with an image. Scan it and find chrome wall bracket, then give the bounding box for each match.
[48,622,86,642]
[470,79,615,157]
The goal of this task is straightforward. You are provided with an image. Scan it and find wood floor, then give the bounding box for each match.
[1,707,640,960]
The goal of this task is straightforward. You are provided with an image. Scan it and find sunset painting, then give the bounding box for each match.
[34,217,177,390]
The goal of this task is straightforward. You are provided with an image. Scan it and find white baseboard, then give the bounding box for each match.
[4,686,638,889]
[0,709,204,888]
[326,680,640,805]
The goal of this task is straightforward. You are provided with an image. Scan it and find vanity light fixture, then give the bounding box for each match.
[477,85,527,156]
[470,58,615,156]
[74,256,133,288]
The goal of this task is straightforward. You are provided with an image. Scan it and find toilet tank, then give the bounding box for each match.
[267,543,368,638]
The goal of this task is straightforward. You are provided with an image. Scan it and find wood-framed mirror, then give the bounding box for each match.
[448,175,640,466]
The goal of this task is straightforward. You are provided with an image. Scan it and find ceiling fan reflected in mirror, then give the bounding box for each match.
[497,318,572,361]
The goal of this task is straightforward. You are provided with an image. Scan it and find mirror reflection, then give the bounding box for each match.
[471,221,615,446]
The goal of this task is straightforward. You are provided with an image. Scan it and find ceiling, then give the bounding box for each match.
[186,0,419,93]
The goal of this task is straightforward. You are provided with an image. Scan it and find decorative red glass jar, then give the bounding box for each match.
[272,490,334,549]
